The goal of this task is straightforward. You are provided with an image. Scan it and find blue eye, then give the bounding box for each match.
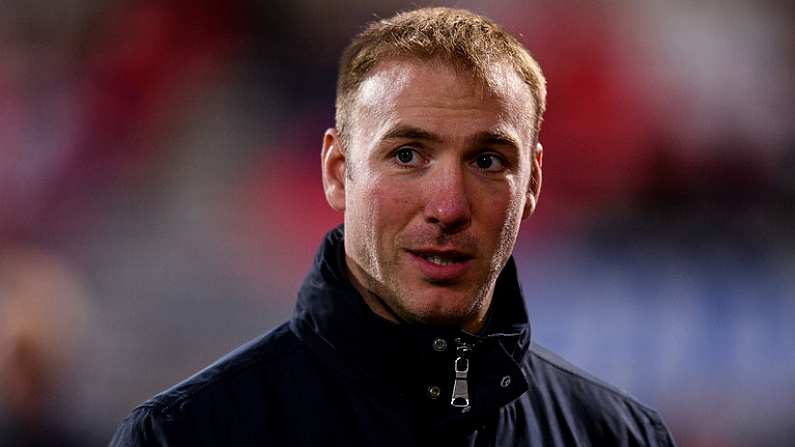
[394,147,420,166]
[474,154,504,172]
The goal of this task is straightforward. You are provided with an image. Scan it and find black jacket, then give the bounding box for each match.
[110,227,675,446]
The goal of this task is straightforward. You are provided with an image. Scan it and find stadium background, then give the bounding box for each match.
[1,0,793,445]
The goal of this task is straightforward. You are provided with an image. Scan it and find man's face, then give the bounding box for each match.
[322,58,541,332]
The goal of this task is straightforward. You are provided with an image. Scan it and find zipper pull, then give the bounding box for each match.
[450,338,473,410]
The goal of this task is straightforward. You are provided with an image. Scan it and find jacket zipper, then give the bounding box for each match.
[450,338,473,410]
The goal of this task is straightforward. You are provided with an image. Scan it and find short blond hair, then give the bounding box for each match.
[335,7,547,147]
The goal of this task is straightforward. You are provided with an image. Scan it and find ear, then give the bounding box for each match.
[321,128,347,211]
[522,142,543,220]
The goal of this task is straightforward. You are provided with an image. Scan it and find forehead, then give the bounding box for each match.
[351,58,535,144]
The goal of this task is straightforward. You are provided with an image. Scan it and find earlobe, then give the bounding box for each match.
[522,142,543,221]
[321,128,347,211]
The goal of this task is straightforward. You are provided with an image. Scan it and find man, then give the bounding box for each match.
[111,7,675,446]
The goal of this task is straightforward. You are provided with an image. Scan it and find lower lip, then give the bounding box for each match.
[408,252,472,282]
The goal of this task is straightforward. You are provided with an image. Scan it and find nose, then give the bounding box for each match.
[424,163,472,234]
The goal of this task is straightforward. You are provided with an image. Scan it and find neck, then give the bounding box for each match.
[344,255,404,326]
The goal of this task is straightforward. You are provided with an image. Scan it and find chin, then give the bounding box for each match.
[401,309,468,328]
[400,293,482,328]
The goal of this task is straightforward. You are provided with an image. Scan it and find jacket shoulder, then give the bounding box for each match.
[109,404,165,447]
[110,322,304,446]
[525,342,676,446]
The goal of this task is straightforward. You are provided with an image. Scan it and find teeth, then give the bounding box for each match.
[424,255,455,266]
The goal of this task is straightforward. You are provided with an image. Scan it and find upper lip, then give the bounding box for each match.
[407,248,474,261]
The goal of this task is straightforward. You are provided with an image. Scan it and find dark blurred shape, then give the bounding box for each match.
[0,248,98,447]
[0,339,83,447]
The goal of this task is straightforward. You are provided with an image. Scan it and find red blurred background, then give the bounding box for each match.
[1,1,793,445]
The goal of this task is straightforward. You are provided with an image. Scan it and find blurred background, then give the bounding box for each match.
[1,0,793,445]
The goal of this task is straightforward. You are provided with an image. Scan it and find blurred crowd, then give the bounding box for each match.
[1,1,793,445]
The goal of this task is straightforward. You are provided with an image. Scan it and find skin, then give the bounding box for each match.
[321,58,542,333]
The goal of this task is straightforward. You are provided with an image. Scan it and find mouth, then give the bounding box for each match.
[406,249,473,282]
[412,251,471,265]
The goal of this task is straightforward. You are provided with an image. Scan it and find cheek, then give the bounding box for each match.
[346,176,416,242]
[362,175,417,218]
[479,178,523,224]
[477,178,525,256]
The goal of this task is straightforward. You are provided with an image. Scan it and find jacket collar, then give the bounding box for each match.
[291,226,531,428]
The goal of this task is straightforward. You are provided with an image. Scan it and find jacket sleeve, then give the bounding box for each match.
[651,411,678,447]
[109,406,170,447]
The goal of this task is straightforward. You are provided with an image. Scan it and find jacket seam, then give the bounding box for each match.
[652,411,674,446]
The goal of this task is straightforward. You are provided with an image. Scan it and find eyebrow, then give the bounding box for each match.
[471,131,521,151]
[381,125,521,150]
[381,125,443,143]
